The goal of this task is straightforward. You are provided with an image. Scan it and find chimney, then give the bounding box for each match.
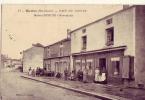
[67,29,71,39]
[123,5,130,9]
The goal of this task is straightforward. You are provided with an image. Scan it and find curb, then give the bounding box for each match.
[21,75,130,100]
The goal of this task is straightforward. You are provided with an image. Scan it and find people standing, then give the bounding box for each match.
[64,68,68,80]
[28,67,32,75]
[77,69,83,81]
[70,70,75,81]
[88,66,93,82]
[36,67,39,76]
[101,67,107,84]
[31,69,36,77]
[83,67,88,83]
[94,67,100,83]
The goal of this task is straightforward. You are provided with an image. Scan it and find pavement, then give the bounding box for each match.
[21,74,145,100]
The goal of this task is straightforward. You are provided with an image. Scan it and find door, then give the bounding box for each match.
[99,58,107,73]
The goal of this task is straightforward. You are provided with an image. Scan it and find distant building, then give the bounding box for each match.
[1,54,22,68]
[44,37,71,77]
[22,43,44,72]
[1,54,8,68]
[70,5,145,87]
[11,59,22,68]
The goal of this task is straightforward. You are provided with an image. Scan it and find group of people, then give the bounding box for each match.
[94,67,107,84]
[77,66,93,83]
[63,66,107,84]
[64,68,75,81]
[63,66,93,83]
[28,67,45,77]
[28,66,107,84]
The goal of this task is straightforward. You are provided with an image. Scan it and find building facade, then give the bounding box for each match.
[70,6,145,86]
[11,59,22,68]
[44,38,71,77]
[22,43,44,72]
[1,54,22,68]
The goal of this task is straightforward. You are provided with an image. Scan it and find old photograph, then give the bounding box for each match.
[1,4,145,100]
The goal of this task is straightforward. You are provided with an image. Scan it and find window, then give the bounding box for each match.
[111,57,120,76]
[82,60,86,71]
[106,27,114,46]
[106,18,112,25]
[82,28,86,33]
[47,48,50,57]
[112,61,120,76]
[60,43,63,56]
[82,36,87,50]
[55,62,58,73]
[47,64,51,71]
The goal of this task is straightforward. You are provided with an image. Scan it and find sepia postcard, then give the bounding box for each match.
[1,3,145,100]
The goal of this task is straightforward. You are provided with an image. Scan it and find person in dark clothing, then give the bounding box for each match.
[36,67,39,76]
[64,68,68,80]
[70,70,75,81]
[77,69,83,81]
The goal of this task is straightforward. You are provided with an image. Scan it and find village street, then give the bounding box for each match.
[0,68,100,100]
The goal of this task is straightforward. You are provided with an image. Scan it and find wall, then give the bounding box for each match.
[23,46,44,72]
[71,7,135,57]
[43,38,71,74]
[135,5,145,85]
[44,39,71,59]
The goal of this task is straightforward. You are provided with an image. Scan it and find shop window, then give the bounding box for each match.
[82,59,86,70]
[76,62,81,72]
[106,27,114,46]
[112,61,120,76]
[82,36,87,50]
[87,62,92,69]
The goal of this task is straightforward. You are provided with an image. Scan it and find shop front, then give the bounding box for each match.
[72,46,133,85]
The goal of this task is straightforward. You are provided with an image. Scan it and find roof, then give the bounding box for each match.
[45,38,70,48]
[23,43,44,52]
[70,5,135,34]
[32,43,44,47]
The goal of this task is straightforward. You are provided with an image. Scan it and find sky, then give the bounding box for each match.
[2,4,123,59]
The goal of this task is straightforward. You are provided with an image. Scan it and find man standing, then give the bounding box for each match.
[64,68,68,80]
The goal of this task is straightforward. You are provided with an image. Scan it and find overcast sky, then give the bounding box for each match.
[2,4,123,59]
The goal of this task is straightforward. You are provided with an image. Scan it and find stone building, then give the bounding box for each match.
[44,37,71,77]
[70,5,145,87]
[22,43,44,72]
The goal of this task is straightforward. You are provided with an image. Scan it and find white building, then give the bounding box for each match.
[22,43,44,72]
[70,5,145,87]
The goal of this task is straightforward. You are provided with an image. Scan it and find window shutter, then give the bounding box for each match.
[122,56,130,78]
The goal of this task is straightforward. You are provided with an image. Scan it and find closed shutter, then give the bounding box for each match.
[122,56,130,78]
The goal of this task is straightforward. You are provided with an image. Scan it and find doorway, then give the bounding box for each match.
[99,58,107,73]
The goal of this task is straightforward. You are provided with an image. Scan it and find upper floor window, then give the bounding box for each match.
[82,36,87,50]
[47,48,50,57]
[106,27,114,46]
[82,28,86,33]
[106,18,112,25]
[60,43,63,56]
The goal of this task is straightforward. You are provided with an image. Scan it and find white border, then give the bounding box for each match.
[1,0,145,4]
